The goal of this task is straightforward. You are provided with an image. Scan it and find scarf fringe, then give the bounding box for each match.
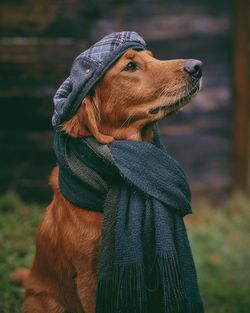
[96,251,203,313]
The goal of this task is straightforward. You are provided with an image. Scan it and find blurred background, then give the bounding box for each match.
[0,0,249,312]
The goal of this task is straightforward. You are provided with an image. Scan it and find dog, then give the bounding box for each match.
[12,36,202,313]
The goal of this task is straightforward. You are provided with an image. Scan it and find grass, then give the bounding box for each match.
[0,192,42,313]
[187,193,250,313]
[0,191,250,313]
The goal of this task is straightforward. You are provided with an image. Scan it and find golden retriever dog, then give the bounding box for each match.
[12,48,202,313]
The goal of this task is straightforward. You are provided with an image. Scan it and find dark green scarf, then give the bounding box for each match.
[54,129,204,313]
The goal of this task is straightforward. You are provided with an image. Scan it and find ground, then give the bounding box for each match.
[0,192,250,313]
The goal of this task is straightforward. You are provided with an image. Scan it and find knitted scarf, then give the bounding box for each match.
[54,129,204,313]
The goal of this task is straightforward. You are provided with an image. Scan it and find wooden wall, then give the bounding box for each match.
[233,0,250,191]
[0,0,233,203]
[0,0,95,201]
[248,3,250,191]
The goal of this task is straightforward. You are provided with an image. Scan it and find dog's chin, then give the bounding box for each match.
[149,83,200,117]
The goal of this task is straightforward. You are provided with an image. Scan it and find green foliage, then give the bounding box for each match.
[188,193,250,313]
[0,192,42,313]
[0,191,250,312]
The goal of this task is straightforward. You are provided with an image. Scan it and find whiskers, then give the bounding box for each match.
[150,78,201,115]
[119,112,137,128]
[118,78,201,130]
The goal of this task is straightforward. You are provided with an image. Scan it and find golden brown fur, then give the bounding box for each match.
[13,50,201,313]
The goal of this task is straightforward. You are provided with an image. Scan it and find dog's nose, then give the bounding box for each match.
[184,59,202,79]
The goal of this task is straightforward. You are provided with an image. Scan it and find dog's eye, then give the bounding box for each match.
[123,61,138,72]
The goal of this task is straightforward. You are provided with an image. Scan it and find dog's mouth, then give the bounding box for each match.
[149,84,200,116]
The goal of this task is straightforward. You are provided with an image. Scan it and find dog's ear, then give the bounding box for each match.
[62,96,114,144]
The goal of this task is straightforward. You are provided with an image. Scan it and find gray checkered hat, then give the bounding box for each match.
[52,31,146,127]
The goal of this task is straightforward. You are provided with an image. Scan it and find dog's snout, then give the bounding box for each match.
[184,59,202,79]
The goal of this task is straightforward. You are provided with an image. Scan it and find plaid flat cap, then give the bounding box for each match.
[52,31,146,127]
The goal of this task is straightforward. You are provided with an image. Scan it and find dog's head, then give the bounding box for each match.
[62,49,202,143]
[58,34,202,143]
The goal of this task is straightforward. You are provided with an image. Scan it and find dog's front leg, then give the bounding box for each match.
[75,261,97,313]
[22,293,64,313]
